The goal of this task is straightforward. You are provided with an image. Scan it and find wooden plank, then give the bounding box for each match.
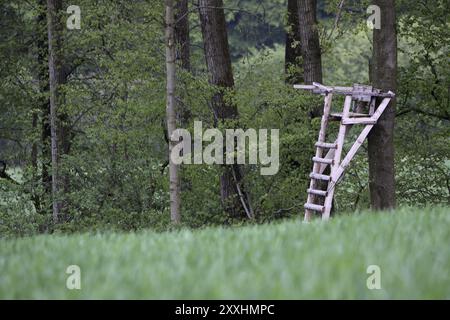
[294,84,395,98]
[304,203,324,212]
[352,84,373,102]
[342,118,377,125]
[315,142,337,149]
[312,157,333,165]
[312,82,333,93]
[294,84,351,91]
[331,112,369,118]
[310,173,331,181]
[307,188,327,196]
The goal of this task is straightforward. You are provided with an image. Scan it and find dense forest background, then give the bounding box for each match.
[0,0,449,237]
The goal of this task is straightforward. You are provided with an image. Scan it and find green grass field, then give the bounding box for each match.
[1,207,449,299]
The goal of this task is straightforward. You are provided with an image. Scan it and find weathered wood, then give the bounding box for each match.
[330,112,369,119]
[307,188,327,196]
[301,81,394,222]
[315,141,337,149]
[304,203,324,212]
[312,156,333,165]
[322,95,351,220]
[319,146,336,174]
[352,84,373,102]
[312,82,332,93]
[305,92,333,221]
[342,118,377,125]
[294,83,395,98]
[331,97,392,183]
[310,173,331,181]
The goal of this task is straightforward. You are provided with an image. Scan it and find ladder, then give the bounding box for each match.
[294,82,395,221]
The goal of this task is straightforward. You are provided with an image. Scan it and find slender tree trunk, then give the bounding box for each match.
[198,0,252,218]
[368,0,397,210]
[175,0,190,71]
[174,0,191,126]
[165,0,181,223]
[31,115,38,170]
[46,0,63,222]
[31,111,41,211]
[37,0,52,199]
[297,0,322,84]
[285,0,302,84]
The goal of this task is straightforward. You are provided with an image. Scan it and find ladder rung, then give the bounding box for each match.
[307,188,327,196]
[312,157,333,165]
[315,142,337,149]
[310,173,331,181]
[304,203,324,212]
[342,117,377,125]
[330,112,369,118]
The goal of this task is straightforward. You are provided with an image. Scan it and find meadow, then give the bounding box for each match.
[1,206,449,299]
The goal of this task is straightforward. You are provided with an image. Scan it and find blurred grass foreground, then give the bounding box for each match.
[1,206,449,299]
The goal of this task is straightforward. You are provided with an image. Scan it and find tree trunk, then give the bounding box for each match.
[297,0,322,84]
[37,0,52,199]
[297,0,326,204]
[46,0,63,222]
[175,0,190,71]
[198,0,252,218]
[174,0,191,126]
[198,0,237,121]
[368,0,397,210]
[285,0,303,84]
[165,0,181,223]
[31,111,40,211]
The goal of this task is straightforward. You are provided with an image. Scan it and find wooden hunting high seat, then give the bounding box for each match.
[294,82,395,221]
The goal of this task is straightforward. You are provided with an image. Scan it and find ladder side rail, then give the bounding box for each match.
[304,92,333,221]
[322,95,352,220]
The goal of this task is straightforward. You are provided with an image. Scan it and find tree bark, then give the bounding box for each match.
[198,0,237,121]
[285,0,303,84]
[368,0,397,210]
[297,0,326,203]
[46,0,63,222]
[174,0,191,126]
[297,0,322,84]
[165,0,181,223]
[198,0,252,218]
[37,0,52,199]
[175,0,190,71]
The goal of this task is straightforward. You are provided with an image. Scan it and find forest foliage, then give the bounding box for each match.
[0,0,449,237]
